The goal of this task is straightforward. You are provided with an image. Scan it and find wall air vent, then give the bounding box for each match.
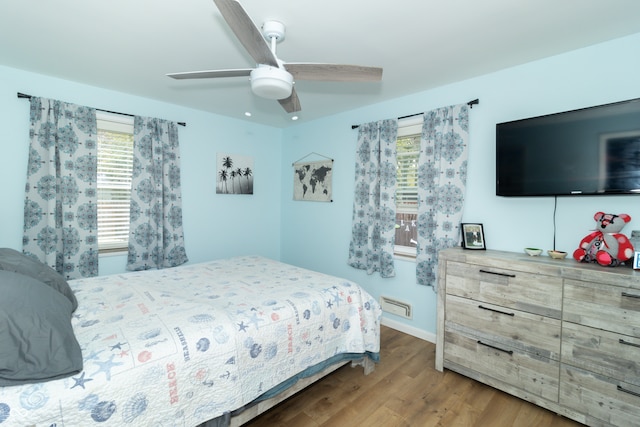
[380,296,412,319]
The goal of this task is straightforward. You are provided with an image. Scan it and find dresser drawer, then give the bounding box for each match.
[564,279,640,338]
[445,294,561,360]
[560,364,640,427]
[444,329,559,402]
[445,260,562,318]
[562,322,640,384]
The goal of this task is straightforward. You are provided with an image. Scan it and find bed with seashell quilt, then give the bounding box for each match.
[0,252,381,426]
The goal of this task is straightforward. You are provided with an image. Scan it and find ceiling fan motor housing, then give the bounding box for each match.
[250,65,293,99]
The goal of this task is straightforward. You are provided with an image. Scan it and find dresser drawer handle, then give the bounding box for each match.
[477,340,514,355]
[479,269,516,278]
[617,385,640,398]
[478,305,515,316]
[621,291,640,299]
[619,338,640,348]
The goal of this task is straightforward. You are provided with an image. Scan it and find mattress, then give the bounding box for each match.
[0,256,381,426]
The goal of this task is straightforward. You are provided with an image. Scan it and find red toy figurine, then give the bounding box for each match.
[573,212,635,267]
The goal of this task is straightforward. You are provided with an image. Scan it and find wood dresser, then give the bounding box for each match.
[435,247,640,427]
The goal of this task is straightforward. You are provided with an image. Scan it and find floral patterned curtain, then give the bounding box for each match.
[126,116,188,271]
[416,104,469,287]
[348,119,398,278]
[23,97,99,279]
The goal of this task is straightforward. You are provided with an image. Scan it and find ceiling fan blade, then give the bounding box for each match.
[278,88,301,113]
[213,0,278,67]
[167,68,252,80]
[284,63,383,82]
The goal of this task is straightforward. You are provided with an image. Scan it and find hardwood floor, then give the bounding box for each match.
[243,326,585,427]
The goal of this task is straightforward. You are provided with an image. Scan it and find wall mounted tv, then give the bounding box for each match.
[496,97,640,197]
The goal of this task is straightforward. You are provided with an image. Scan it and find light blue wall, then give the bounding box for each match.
[2,33,639,339]
[280,32,640,339]
[0,65,283,275]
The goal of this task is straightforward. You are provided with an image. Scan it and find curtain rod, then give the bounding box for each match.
[351,98,479,130]
[17,92,187,127]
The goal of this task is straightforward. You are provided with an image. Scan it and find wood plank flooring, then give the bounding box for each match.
[243,325,585,427]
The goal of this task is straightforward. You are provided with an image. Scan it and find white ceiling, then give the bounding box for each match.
[2,0,640,128]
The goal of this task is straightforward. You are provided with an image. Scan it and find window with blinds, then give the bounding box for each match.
[96,113,134,253]
[394,118,422,257]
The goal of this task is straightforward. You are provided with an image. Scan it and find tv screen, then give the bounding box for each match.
[496,97,640,197]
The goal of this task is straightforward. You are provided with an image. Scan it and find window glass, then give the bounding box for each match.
[96,113,134,253]
[395,118,422,257]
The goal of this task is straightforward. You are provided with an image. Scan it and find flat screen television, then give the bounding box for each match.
[496,97,640,197]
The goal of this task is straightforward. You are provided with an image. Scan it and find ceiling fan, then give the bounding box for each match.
[167,0,383,114]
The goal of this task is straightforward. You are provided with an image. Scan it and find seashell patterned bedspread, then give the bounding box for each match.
[0,256,381,426]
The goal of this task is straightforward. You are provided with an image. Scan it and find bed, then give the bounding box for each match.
[0,252,381,426]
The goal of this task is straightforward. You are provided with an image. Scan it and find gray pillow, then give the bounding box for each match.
[0,270,83,386]
[0,248,77,311]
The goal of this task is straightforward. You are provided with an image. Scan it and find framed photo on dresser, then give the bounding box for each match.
[461,223,486,250]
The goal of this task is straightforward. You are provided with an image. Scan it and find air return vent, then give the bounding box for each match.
[380,296,412,319]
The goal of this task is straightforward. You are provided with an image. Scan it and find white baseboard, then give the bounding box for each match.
[381,316,436,344]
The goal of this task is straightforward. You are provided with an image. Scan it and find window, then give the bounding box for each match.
[394,117,422,257]
[96,112,134,253]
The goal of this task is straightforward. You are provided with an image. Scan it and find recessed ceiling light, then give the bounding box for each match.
[291,115,298,121]
[244,112,252,117]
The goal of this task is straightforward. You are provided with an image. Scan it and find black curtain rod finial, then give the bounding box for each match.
[468,98,479,108]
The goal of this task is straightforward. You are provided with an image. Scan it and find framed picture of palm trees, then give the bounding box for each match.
[216,153,254,194]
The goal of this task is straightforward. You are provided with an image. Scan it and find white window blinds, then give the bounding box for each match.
[96,113,134,252]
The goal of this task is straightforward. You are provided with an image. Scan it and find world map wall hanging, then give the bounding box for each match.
[292,156,333,202]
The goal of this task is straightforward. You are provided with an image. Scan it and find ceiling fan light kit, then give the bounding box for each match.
[167,0,382,114]
[250,65,293,99]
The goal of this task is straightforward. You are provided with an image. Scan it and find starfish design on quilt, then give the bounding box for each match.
[83,349,106,362]
[71,371,94,389]
[110,341,127,350]
[332,291,344,306]
[326,300,333,309]
[92,354,124,381]
[237,321,249,332]
[247,312,265,330]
